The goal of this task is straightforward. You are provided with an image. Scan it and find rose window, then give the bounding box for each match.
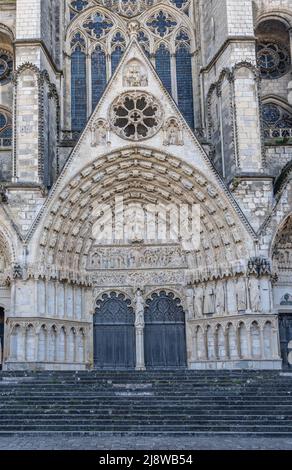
[257,42,290,79]
[0,50,13,85]
[110,92,163,141]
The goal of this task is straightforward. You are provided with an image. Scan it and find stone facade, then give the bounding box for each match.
[0,0,291,371]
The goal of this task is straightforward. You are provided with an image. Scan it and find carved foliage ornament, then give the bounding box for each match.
[110,91,163,141]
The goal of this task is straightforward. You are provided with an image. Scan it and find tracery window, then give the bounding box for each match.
[175,30,194,128]
[0,110,12,147]
[257,41,290,79]
[91,45,107,110]
[68,4,195,132]
[69,0,190,18]
[0,49,13,85]
[111,32,126,74]
[155,44,172,94]
[71,33,87,131]
[262,103,292,139]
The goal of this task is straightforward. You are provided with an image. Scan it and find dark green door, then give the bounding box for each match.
[93,292,135,369]
[0,307,4,367]
[279,314,292,370]
[144,291,187,369]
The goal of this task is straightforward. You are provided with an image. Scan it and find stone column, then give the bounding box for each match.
[135,326,145,371]
[224,331,229,360]
[260,327,264,359]
[134,289,146,371]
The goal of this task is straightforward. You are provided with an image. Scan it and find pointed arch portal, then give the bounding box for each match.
[93,292,135,369]
[144,291,187,368]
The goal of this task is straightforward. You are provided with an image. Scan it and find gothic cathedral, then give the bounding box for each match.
[0,0,291,371]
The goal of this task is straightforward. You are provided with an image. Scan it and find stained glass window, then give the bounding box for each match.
[257,42,291,79]
[0,111,12,147]
[155,44,172,95]
[175,32,194,128]
[137,30,150,57]
[0,50,13,85]
[92,46,107,110]
[262,103,292,139]
[111,32,126,74]
[71,35,87,131]
[83,12,114,39]
[147,11,177,37]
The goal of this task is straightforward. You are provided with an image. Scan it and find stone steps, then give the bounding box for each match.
[0,370,292,435]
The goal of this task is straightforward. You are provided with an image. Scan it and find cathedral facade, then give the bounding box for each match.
[0,0,291,371]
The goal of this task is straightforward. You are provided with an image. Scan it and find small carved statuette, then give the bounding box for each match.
[163,118,183,146]
[91,119,110,146]
[133,288,145,328]
[124,60,148,87]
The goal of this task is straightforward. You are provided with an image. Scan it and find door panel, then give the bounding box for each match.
[279,314,292,370]
[0,308,4,366]
[93,292,135,369]
[144,291,187,368]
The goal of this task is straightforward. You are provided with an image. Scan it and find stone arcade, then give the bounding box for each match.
[0,0,292,371]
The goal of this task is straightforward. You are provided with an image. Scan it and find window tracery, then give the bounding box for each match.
[146,10,177,37]
[262,103,292,139]
[110,91,163,140]
[256,41,290,79]
[0,49,13,85]
[69,0,190,18]
[0,110,12,147]
[68,3,195,132]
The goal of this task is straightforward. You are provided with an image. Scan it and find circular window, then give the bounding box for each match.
[0,50,13,84]
[110,92,163,141]
[257,41,290,79]
[262,103,281,124]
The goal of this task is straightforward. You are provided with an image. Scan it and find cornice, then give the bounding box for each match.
[200,36,256,74]
[14,39,63,76]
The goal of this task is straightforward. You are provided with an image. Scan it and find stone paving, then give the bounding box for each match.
[0,435,292,450]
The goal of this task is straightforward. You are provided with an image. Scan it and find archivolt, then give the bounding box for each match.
[34,148,250,280]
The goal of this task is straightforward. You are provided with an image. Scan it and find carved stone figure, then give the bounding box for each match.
[124,60,148,87]
[204,284,215,315]
[91,119,110,146]
[163,118,183,146]
[194,285,204,318]
[133,288,145,328]
[186,288,194,319]
[215,281,225,314]
[248,277,261,312]
[236,277,247,311]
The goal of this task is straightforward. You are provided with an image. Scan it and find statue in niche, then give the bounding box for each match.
[204,284,215,315]
[236,277,247,311]
[215,281,225,314]
[133,288,145,328]
[194,285,204,318]
[186,288,194,319]
[91,119,110,146]
[163,118,183,146]
[248,277,261,312]
[124,60,148,87]
[0,253,6,273]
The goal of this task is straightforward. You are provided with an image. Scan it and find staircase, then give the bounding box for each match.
[0,370,292,436]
